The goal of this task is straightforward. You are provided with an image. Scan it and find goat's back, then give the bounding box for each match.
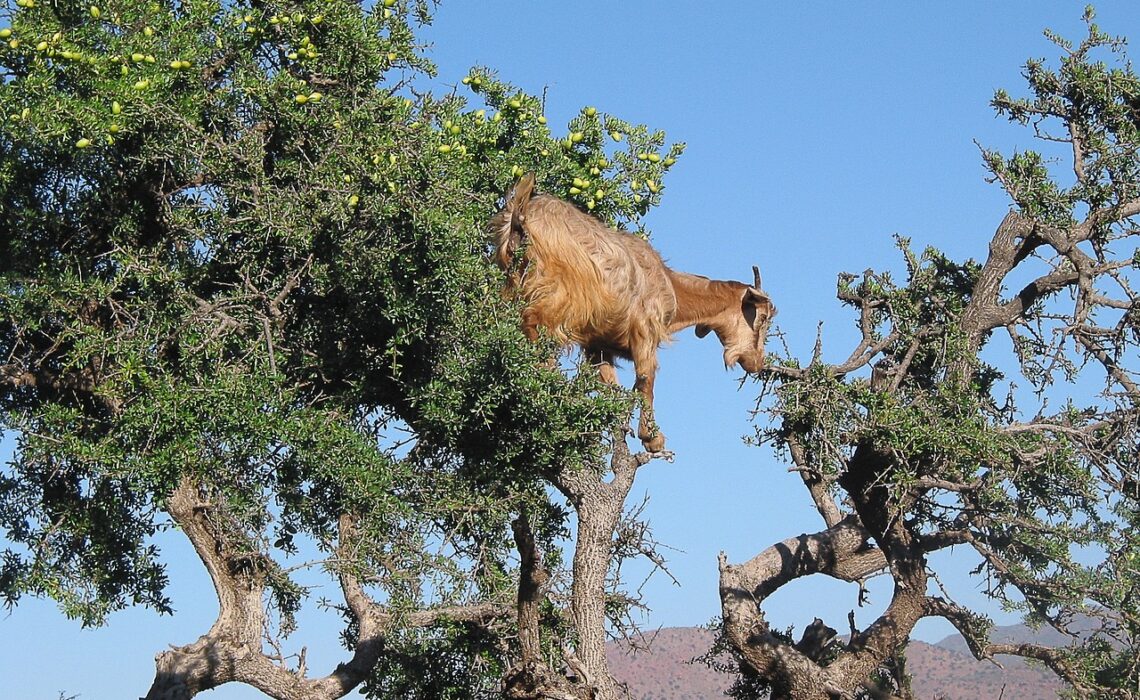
[491,192,675,354]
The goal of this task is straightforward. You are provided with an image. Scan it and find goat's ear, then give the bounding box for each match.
[743,288,776,319]
[743,288,769,307]
[695,324,712,338]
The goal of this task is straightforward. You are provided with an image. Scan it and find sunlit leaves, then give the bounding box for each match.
[988,8,1139,228]
[0,6,681,681]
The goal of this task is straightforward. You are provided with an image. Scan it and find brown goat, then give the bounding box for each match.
[489,173,775,452]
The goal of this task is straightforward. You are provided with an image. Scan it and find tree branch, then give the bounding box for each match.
[786,435,845,529]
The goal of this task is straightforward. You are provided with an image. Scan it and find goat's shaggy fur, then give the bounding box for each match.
[489,173,774,451]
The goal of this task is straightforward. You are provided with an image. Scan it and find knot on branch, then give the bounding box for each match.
[794,618,839,663]
[502,658,598,700]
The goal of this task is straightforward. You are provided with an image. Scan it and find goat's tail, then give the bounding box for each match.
[505,172,536,234]
[490,173,537,273]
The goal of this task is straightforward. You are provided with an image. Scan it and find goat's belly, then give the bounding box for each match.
[585,344,635,362]
[523,260,673,352]
[576,308,670,359]
[580,330,635,360]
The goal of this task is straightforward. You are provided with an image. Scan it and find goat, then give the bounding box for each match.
[488,173,775,452]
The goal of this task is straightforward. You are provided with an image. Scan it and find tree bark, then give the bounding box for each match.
[719,515,888,699]
[533,434,654,700]
[567,488,623,698]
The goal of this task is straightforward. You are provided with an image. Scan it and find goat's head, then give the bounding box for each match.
[695,266,776,374]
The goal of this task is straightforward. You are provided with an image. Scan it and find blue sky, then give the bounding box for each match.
[5,2,1140,698]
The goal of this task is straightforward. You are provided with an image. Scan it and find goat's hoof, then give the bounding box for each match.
[640,434,666,453]
[651,449,675,463]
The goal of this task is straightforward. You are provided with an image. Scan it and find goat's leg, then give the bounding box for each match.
[631,348,665,452]
[521,307,566,372]
[521,307,542,342]
[586,349,632,437]
[586,348,619,386]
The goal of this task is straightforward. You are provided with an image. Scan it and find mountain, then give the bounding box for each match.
[606,627,727,700]
[606,625,1064,699]
[909,635,1062,700]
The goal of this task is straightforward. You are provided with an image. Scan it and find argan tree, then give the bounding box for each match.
[719,11,1139,699]
[0,1,682,698]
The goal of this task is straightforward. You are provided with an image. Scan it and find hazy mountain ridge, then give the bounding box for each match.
[606,625,1064,699]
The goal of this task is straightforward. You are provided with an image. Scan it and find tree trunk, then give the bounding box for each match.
[568,491,622,698]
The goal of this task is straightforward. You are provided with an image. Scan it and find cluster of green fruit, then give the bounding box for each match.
[568,176,607,210]
[269,12,323,26]
[635,151,674,166]
[451,68,683,224]
[287,34,320,61]
[0,0,434,243]
[0,10,157,146]
[32,31,99,66]
[367,152,401,195]
[75,97,126,148]
[628,178,661,197]
[492,90,550,133]
[431,97,536,160]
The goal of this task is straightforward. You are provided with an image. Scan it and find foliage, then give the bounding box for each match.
[726,7,1140,699]
[364,620,504,700]
[0,0,681,695]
